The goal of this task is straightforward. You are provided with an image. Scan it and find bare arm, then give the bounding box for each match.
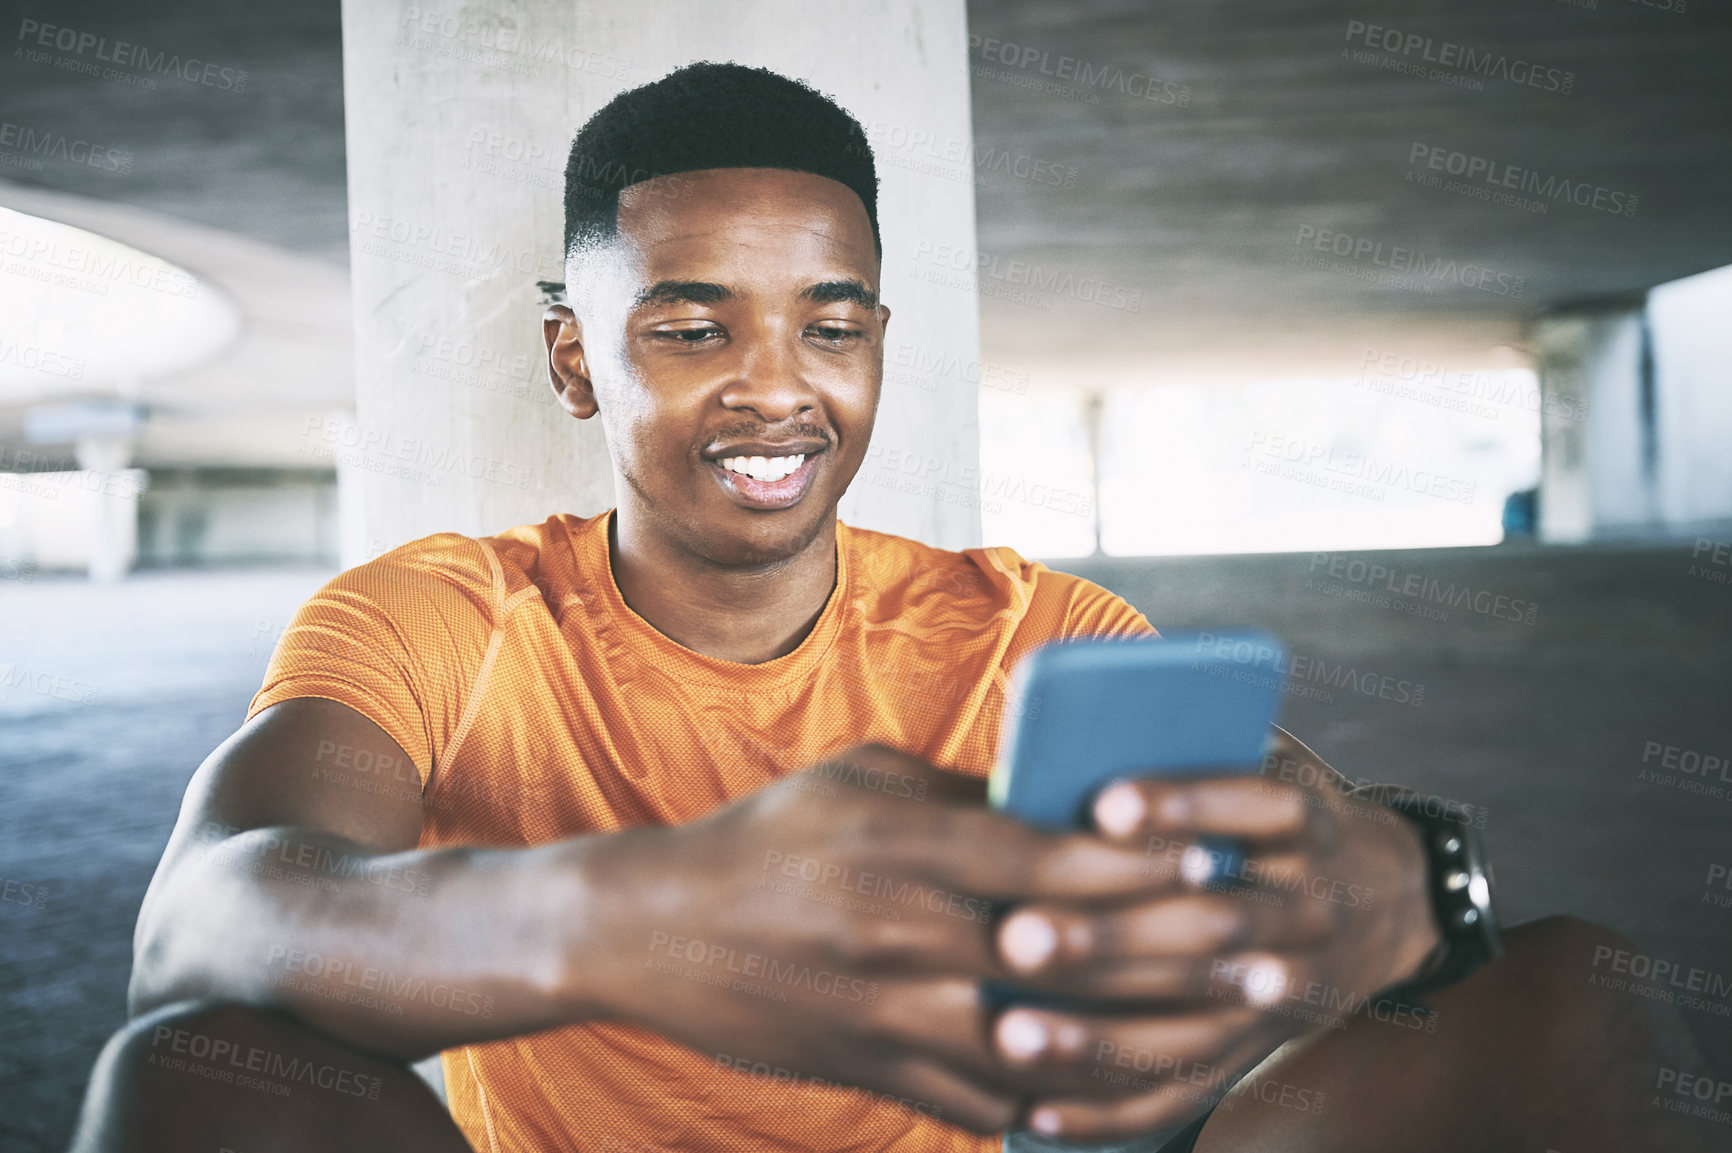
[139,698,1394,1134]
[129,697,617,1060]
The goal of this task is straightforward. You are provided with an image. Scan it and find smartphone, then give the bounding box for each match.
[989,630,1288,828]
[983,629,1288,1012]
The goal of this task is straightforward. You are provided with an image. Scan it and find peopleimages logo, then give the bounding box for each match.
[1293,224,1526,297]
[909,240,1142,313]
[965,34,1191,107]
[1244,430,1478,506]
[1342,20,1574,94]
[15,18,248,92]
[1307,553,1539,625]
[1191,632,1426,708]
[1407,143,1639,218]
[0,121,131,173]
[1356,347,1588,424]
[0,216,201,299]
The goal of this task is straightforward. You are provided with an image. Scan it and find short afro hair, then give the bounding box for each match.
[562,61,880,264]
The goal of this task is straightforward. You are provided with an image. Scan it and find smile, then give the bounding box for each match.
[718,453,805,482]
[707,451,821,510]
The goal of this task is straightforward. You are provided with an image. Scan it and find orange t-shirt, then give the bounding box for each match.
[249,509,1155,1152]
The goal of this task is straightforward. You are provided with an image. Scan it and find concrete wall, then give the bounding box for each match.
[1650,263,1732,531]
[0,469,144,575]
[1533,303,1649,543]
[340,0,981,563]
[1534,269,1732,543]
[136,471,338,567]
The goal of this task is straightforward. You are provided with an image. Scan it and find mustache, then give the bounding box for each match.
[705,420,833,448]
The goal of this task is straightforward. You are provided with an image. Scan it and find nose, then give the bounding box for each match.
[716,327,820,424]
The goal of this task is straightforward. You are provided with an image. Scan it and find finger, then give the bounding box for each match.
[994,894,1337,994]
[885,803,1180,903]
[806,746,1182,903]
[997,895,1246,975]
[875,1053,1021,1134]
[992,1003,1265,1086]
[1203,948,1369,1031]
[1091,774,1311,845]
[819,897,1001,974]
[812,743,988,805]
[858,977,1007,1082]
[1021,1026,1288,1143]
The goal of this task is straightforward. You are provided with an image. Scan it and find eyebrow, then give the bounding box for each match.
[801,279,879,309]
[633,280,732,308]
[630,278,878,310]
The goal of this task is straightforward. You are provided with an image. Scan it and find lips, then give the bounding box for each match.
[705,446,824,511]
[717,452,808,483]
[702,438,829,462]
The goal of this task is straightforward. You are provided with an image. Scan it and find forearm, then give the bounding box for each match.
[129,825,622,1060]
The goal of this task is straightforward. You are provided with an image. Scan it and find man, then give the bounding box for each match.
[74,63,1716,1153]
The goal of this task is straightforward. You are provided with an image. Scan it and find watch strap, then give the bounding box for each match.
[1347,784,1503,1000]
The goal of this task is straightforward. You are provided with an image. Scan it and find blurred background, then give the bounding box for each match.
[3,1,1730,1149]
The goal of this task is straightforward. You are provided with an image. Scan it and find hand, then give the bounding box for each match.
[576,744,1176,1132]
[980,726,1442,1142]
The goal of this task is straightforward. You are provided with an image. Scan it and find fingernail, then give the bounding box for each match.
[1093,782,1145,837]
[996,1010,1048,1063]
[1179,843,1217,888]
[999,910,1058,973]
[1029,1107,1063,1136]
[1240,956,1289,1006]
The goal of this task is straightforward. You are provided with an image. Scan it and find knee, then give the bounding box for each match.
[1503,914,1633,971]
[72,1001,436,1153]
[1495,915,1636,1013]
[1494,916,1709,1071]
[103,999,298,1078]
[70,1001,270,1152]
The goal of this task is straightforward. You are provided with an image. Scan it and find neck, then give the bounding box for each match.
[607,509,839,664]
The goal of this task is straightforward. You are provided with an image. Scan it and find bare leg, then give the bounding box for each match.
[1195,916,1727,1153]
[68,1000,473,1153]
[68,919,1725,1152]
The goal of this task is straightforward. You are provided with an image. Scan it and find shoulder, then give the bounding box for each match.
[841,524,1155,642]
[313,513,593,634]
[325,532,500,629]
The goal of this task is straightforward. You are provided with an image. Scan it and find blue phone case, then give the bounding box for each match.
[983,630,1288,1014]
[989,629,1288,830]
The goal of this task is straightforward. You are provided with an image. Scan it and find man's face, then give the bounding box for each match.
[548,167,887,568]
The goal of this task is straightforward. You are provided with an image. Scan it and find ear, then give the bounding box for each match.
[543,304,598,420]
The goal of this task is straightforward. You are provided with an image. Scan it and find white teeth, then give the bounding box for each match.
[719,454,806,482]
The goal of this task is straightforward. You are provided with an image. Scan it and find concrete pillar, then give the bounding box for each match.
[1649,263,1732,532]
[1082,389,1104,557]
[73,435,136,582]
[1531,300,1654,543]
[340,0,981,561]
[22,401,145,580]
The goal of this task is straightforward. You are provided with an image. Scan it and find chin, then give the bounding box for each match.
[701,509,828,569]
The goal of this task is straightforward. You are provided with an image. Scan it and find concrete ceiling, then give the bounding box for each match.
[968,0,1732,385]
[0,0,348,261]
[2,0,1729,398]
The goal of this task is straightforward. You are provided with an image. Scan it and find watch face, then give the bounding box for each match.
[1463,837,1503,954]
[1407,797,1502,963]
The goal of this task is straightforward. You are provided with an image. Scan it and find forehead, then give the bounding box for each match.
[611,167,878,285]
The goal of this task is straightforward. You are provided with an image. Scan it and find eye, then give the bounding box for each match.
[655,323,724,345]
[808,324,864,347]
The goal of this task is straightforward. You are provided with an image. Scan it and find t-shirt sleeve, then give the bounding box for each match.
[1056,574,1159,641]
[971,546,1160,684]
[246,534,498,788]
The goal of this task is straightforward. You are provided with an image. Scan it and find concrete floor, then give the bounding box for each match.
[2,542,1729,1150]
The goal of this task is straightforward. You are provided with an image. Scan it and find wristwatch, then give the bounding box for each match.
[1349,785,1504,1000]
